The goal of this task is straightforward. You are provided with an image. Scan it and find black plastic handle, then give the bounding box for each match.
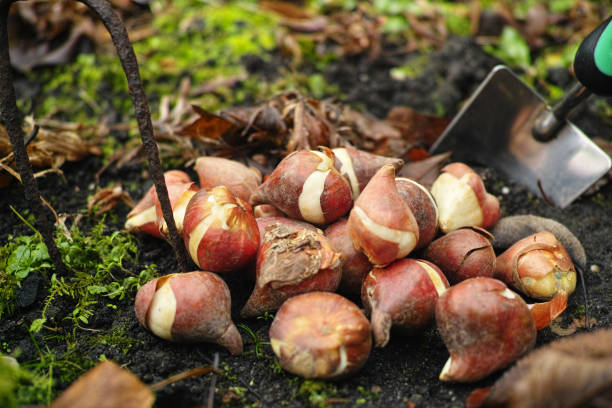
[574,16,612,96]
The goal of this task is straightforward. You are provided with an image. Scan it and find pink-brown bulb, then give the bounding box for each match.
[436,277,536,382]
[495,231,576,300]
[249,148,353,225]
[423,226,496,284]
[269,292,372,379]
[183,186,259,273]
[125,170,192,238]
[332,146,404,199]
[240,221,342,318]
[194,156,261,202]
[362,258,449,347]
[325,218,373,295]
[347,164,419,266]
[430,162,500,233]
[395,177,439,249]
[154,179,199,238]
[134,271,243,354]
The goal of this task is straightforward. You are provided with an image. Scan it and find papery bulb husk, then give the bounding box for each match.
[436,277,536,382]
[249,148,353,225]
[528,291,568,330]
[194,156,262,202]
[134,271,243,355]
[332,146,404,199]
[395,177,439,249]
[269,292,372,379]
[362,258,449,347]
[423,226,496,284]
[347,164,419,266]
[183,186,260,273]
[125,170,192,238]
[431,162,501,233]
[495,231,576,300]
[155,180,199,237]
[240,223,342,317]
[325,218,372,295]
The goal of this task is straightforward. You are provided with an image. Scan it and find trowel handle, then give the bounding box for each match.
[574,16,612,96]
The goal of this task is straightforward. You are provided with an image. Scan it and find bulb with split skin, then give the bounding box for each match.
[423,226,496,284]
[249,147,353,225]
[240,221,342,318]
[269,292,372,379]
[134,271,243,355]
[347,164,419,267]
[183,186,260,273]
[435,277,537,382]
[361,258,449,347]
[124,170,192,238]
[194,156,262,202]
[495,231,576,300]
[154,178,199,238]
[430,162,500,234]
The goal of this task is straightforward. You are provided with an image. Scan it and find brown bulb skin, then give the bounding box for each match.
[183,186,260,273]
[249,148,353,225]
[424,226,496,284]
[269,292,372,379]
[134,271,243,355]
[241,221,341,318]
[395,177,439,249]
[194,156,261,202]
[361,259,449,347]
[436,277,536,382]
[347,164,419,267]
[325,218,372,295]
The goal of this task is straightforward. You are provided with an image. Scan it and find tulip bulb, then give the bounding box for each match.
[183,186,259,273]
[194,156,261,202]
[495,231,576,300]
[134,271,243,354]
[347,164,419,266]
[395,177,439,249]
[155,179,199,237]
[125,170,192,238]
[269,292,372,379]
[436,277,536,382]
[362,259,449,347]
[325,218,373,295]
[431,162,500,233]
[424,226,496,284]
[241,222,342,317]
[332,146,404,199]
[249,148,353,225]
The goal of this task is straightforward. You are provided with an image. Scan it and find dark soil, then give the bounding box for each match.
[2,37,612,408]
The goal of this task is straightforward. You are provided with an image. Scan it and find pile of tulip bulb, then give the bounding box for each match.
[127,146,576,383]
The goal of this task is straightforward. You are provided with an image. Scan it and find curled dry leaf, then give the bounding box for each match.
[467,328,612,408]
[50,360,154,408]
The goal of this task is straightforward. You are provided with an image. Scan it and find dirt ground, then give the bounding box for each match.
[2,36,612,407]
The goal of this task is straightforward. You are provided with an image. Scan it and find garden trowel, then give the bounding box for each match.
[430,17,612,208]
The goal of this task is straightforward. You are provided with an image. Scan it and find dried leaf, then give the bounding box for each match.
[51,360,154,408]
[386,106,451,148]
[179,105,240,143]
[467,328,612,408]
[396,152,451,188]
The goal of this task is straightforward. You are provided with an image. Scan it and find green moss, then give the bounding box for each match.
[294,380,339,408]
[89,327,143,355]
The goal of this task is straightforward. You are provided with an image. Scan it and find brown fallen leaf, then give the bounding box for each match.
[386,106,451,148]
[467,328,612,408]
[51,360,154,408]
[179,104,245,148]
[396,152,451,188]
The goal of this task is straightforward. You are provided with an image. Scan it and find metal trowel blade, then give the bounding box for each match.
[430,65,611,208]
